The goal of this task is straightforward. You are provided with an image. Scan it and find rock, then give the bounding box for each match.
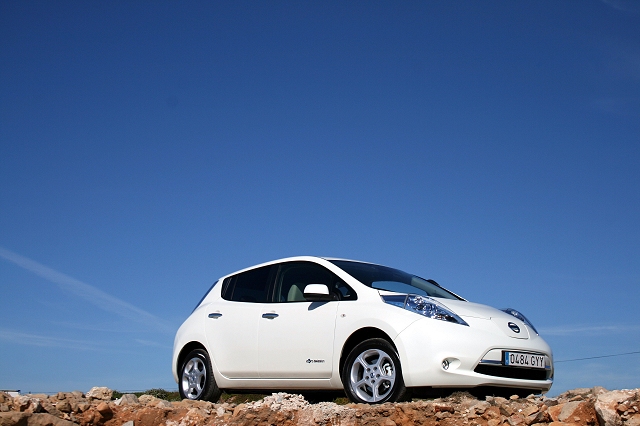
[13,398,29,412]
[558,401,582,421]
[627,414,640,426]
[569,388,593,397]
[592,386,609,396]
[55,400,71,413]
[26,413,77,426]
[0,412,29,426]
[492,397,508,406]
[2,386,640,426]
[558,400,597,424]
[0,413,76,426]
[595,390,635,426]
[137,395,157,406]
[76,403,90,413]
[13,397,42,414]
[95,402,112,417]
[433,403,455,413]
[115,394,139,406]
[233,403,246,417]
[435,411,450,419]
[86,387,113,401]
[507,413,525,425]
[521,403,540,417]
[549,403,564,422]
[155,400,171,409]
[527,409,550,424]
[500,403,515,416]
[247,392,308,411]
[472,401,491,414]
[544,397,559,407]
[38,401,60,419]
[483,406,502,420]
[173,399,213,411]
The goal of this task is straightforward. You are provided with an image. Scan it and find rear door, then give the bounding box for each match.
[204,265,275,378]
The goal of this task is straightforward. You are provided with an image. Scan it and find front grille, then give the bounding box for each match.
[474,364,550,381]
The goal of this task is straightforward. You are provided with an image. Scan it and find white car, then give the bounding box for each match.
[172,256,553,403]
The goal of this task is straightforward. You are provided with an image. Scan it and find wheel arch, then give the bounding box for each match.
[339,327,397,377]
[177,341,207,374]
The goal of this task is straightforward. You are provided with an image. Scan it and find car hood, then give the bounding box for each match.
[434,298,507,320]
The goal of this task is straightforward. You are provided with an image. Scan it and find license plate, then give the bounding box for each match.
[504,352,546,369]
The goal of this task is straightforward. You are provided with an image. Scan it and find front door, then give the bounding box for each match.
[257,261,340,379]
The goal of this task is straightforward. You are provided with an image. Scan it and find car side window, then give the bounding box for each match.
[274,262,357,302]
[334,279,357,301]
[222,265,274,303]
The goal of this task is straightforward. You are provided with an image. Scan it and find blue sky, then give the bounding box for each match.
[1,1,639,395]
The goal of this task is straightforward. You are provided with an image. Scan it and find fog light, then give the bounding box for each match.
[442,359,450,370]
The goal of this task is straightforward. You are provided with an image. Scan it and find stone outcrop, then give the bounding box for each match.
[0,386,638,426]
[85,388,112,402]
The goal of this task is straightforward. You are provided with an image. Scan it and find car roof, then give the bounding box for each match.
[218,255,383,280]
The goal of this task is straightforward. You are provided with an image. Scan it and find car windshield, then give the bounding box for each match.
[329,260,463,300]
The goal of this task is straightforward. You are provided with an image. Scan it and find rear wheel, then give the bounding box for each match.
[178,348,221,402]
[341,338,410,403]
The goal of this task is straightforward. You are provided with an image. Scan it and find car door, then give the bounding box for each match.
[257,261,342,379]
[204,265,275,379]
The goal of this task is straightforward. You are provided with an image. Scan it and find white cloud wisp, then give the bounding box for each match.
[0,327,104,351]
[0,246,174,334]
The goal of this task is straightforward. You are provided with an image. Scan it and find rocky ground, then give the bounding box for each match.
[1,386,639,426]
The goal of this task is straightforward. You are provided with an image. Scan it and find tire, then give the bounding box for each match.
[341,338,410,404]
[178,348,222,402]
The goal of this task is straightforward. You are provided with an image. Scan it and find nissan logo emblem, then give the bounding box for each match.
[508,322,520,333]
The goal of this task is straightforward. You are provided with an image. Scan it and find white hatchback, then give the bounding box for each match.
[172,256,553,403]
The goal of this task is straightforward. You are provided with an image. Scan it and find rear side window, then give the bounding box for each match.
[222,265,274,303]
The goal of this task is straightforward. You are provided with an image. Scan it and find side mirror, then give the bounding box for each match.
[303,284,333,302]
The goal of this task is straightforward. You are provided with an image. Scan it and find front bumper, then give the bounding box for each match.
[393,316,553,392]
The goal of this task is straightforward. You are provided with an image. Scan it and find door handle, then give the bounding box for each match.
[261,313,279,319]
[208,313,222,319]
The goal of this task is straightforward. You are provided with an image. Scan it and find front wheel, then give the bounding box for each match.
[178,348,221,402]
[341,338,410,403]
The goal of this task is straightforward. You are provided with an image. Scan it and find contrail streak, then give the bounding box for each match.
[538,324,640,336]
[0,246,174,334]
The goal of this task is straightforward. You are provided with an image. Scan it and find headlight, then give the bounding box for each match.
[501,308,538,335]
[381,294,468,326]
